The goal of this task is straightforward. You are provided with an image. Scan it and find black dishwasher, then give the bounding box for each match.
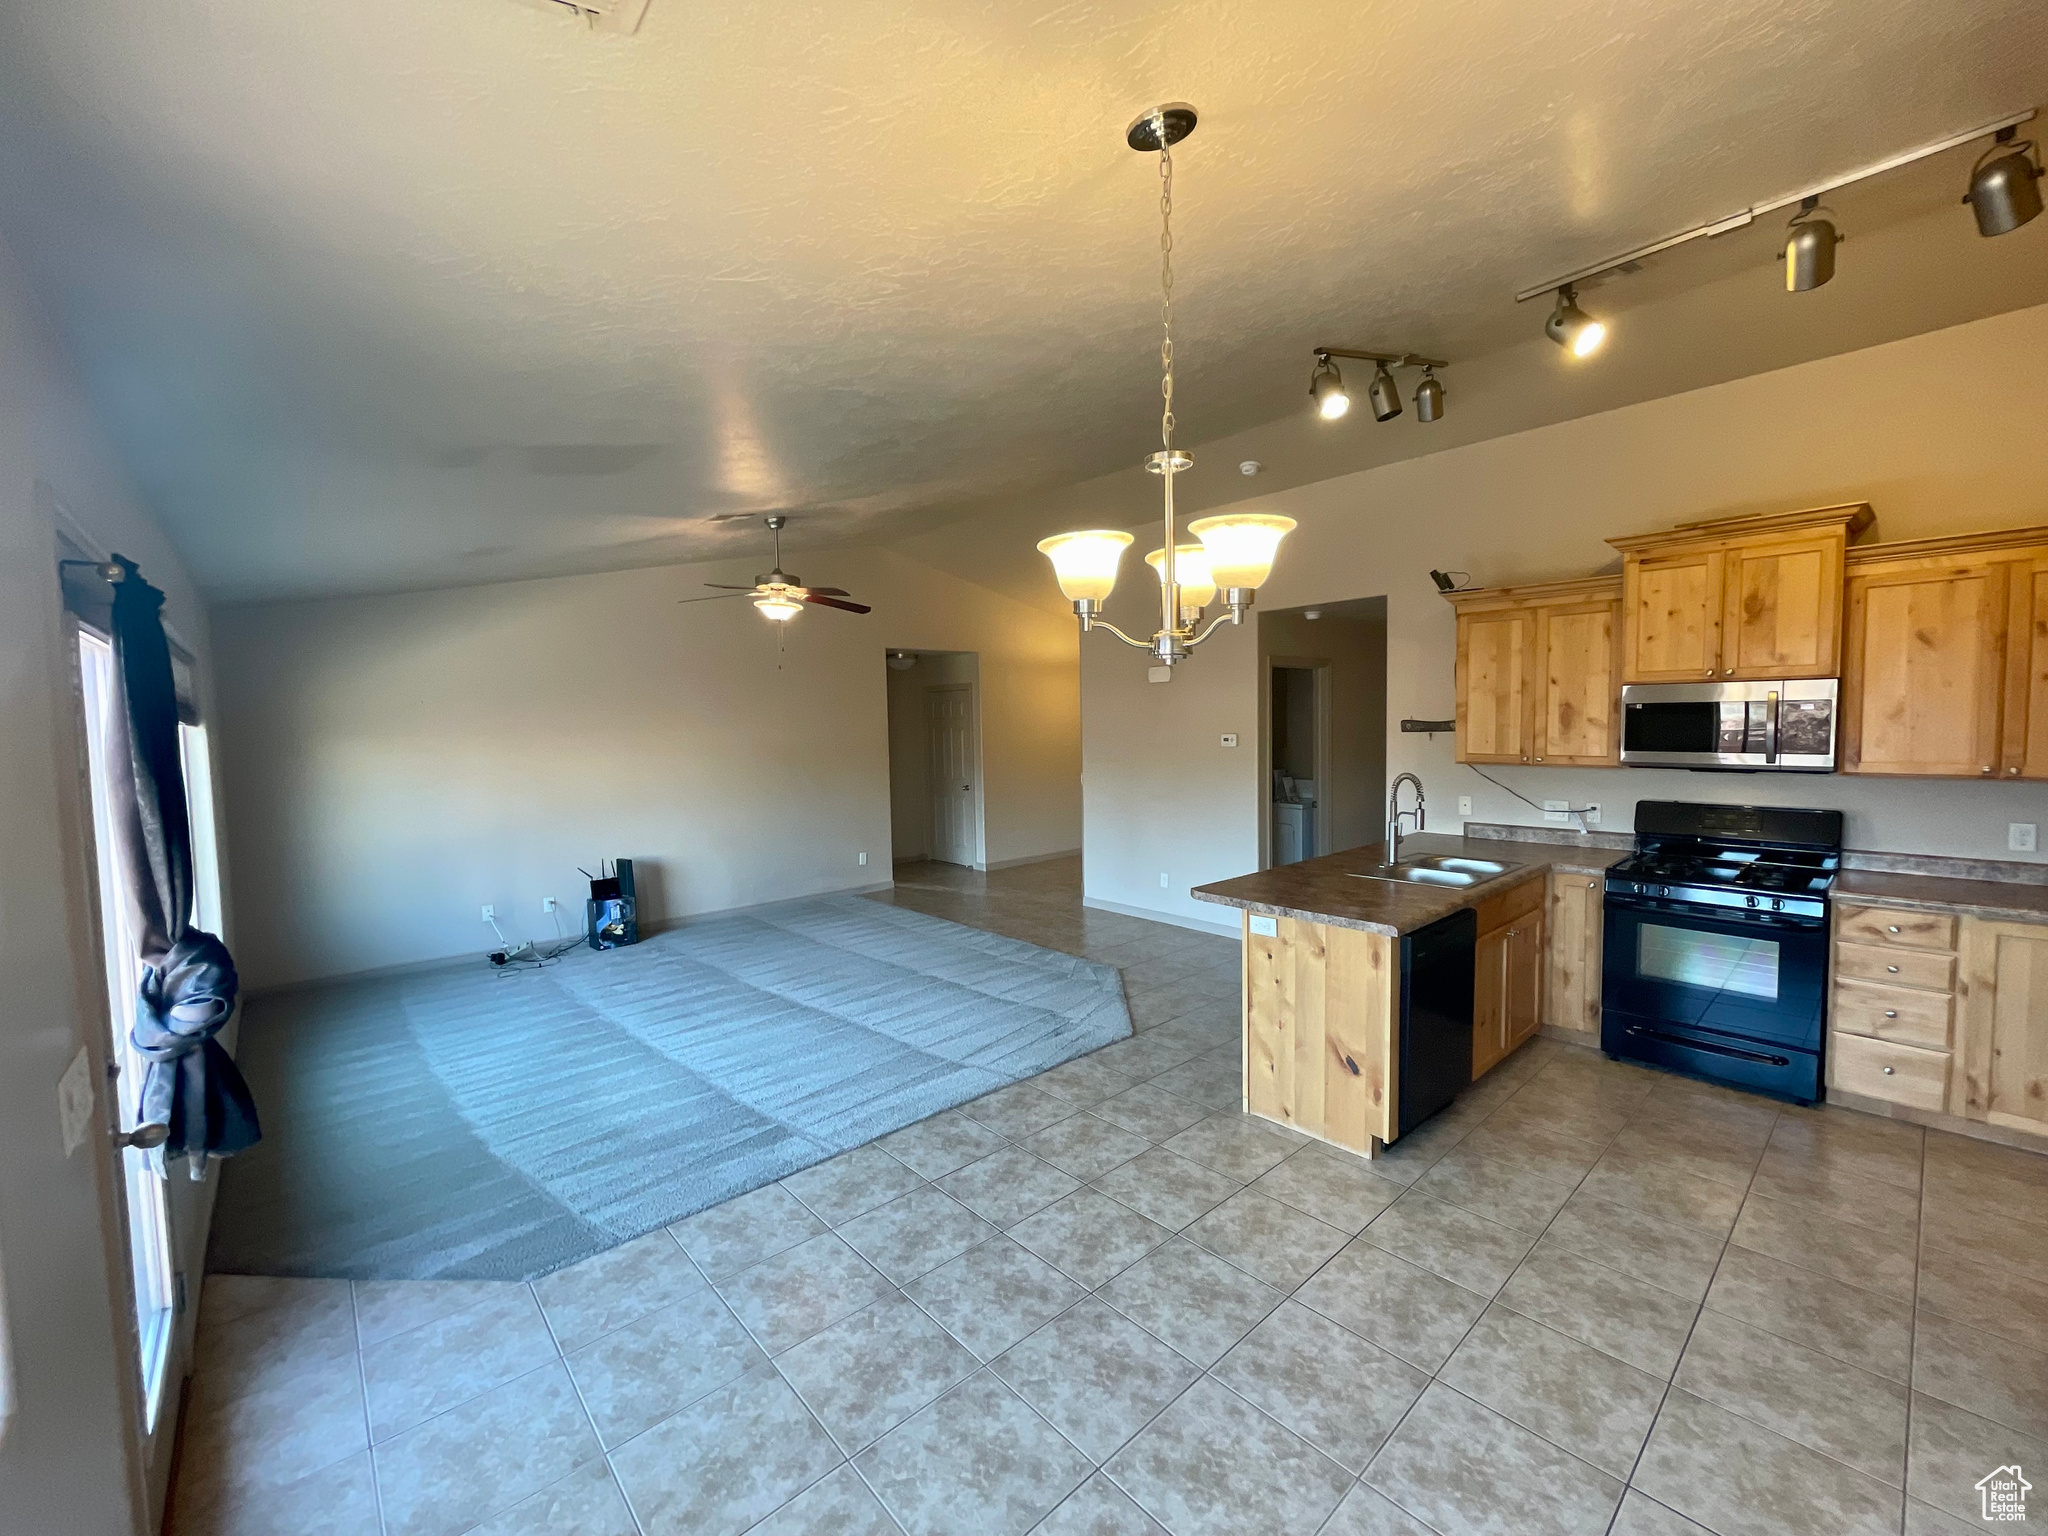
[1398,909,1476,1136]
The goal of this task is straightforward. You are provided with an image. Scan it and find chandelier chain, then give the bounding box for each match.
[1158,118,1174,451]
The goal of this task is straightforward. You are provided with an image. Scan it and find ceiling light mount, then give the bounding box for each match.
[1309,348,1451,424]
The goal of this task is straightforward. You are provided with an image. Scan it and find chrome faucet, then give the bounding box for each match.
[1386,773,1426,863]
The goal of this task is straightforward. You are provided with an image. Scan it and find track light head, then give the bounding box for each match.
[1785,198,1841,291]
[1309,354,1349,419]
[1367,362,1403,422]
[1964,129,2043,237]
[1545,285,1607,357]
[1413,366,1445,423]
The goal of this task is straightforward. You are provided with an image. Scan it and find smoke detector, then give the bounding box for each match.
[514,0,649,33]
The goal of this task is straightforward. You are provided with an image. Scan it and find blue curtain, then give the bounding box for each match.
[105,555,260,1175]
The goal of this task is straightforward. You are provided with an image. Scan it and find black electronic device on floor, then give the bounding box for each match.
[1398,908,1477,1136]
[585,858,640,950]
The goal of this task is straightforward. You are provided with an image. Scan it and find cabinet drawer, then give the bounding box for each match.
[1832,941,1956,992]
[1476,877,1544,934]
[1832,978,1953,1050]
[1835,903,1957,952]
[1828,1032,1950,1112]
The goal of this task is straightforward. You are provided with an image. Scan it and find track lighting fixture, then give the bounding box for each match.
[1367,362,1402,423]
[1964,127,2043,237]
[1309,348,1447,425]
[1309,353,1349,419]
[1414,366,1444,423]
[1544,286,1607,357]
[1784,197,1841,291]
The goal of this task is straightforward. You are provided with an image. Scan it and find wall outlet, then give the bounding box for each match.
[2012,823,2039,853]
[859,851,868,866]
[481,904,496,923]
[542,896,557,913]
[1543,800,1570,824]
[1583,803,1602,825]
[1249,914,1278,937]
[1458,795,1474,817]
[1160,872,1170,888]
[1220,733,1238,748]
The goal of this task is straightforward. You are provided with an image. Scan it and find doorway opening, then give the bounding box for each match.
[1258,599,1387,869]
[885,650,985,869]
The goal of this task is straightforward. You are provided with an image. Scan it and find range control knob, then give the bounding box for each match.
[1771,898,1783,910]
[1745,895,1759,907]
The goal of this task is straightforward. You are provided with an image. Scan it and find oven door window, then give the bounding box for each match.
[1636,923,1779,999]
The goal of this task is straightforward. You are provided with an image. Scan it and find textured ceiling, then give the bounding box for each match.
[0,0,2043,600]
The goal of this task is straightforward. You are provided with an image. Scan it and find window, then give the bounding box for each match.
[76,628,219,1431]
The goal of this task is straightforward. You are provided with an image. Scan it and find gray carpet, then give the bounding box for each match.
[208,897,1131,1281]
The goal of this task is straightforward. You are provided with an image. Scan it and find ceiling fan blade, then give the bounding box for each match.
[702,583,759,590]
[804,586,849,597]
[677,592,757,604]
[803,594,872,614]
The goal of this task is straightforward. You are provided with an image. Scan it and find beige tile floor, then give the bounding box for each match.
[172,858,2048,1536]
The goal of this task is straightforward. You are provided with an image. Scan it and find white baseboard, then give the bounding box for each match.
[248,879,900,1000]
[983,847,1083,872]
[1083,896,1240,939]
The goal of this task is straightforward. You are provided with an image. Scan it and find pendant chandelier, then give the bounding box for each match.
[1037,104,1294,672]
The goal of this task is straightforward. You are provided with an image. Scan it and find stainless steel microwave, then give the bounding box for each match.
[1619,679,1838,771]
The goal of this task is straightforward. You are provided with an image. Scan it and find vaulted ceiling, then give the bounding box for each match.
[1,0,2043,600]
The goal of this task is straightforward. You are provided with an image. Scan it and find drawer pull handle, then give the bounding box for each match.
[1887,925,1900,934]
[1343,1055,1360,1076]
[1884,1010,1898,1019]
[1887,965,1899,973]
[1883,1066,1895,1075]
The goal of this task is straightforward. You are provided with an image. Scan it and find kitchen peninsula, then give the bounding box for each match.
[1193,831,1626,1157]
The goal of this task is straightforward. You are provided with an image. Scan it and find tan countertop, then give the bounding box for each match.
[1190,832,1627,937]
[1834,869,2048,925]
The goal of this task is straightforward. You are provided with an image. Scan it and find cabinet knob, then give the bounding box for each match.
[1887,925,1900,934]
[1704,669,1714,677]
[1883,1066,1896,1075]
[1536,756,1543,761]
[1982,766,1993,775]
[1887,965,1899,973]
[1884,1010,1898,1019]
[2010,766,2022,776]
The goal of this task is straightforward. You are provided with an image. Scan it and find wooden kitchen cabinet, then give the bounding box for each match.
[1472,877,1545,1077]
[1448,576,1622,767]
[1242,913,1397,1153]
[1840,527,2048,778]
[1543,870,1604,1040]
[1958,916,2048,1137]
[1610,504,1872,684]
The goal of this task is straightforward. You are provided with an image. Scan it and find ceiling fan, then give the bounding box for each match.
[682,515,871,621]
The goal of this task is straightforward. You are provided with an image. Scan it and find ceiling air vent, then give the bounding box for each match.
[513,0,649,33]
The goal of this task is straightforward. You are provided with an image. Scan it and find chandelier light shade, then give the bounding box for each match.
[1186,514,1297,592]
[754,594,803,622]
[1034,103,1290,674]
[1035,530,1133,604]
[1147,543,1217,609]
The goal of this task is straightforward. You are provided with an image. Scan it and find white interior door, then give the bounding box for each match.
[925,685,977,866]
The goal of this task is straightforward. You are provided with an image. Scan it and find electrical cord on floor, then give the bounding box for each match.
[1463,763,1602,832]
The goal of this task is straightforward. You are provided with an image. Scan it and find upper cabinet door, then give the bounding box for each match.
[1841,557,2009,777]
[1456,610,1535,763]
[1534,599,1622,765]
[2002,552,2048,780]
[1721,534,1844,679]
[1623,549,1723,682]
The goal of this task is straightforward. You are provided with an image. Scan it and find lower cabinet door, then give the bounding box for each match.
[1507,916,1544,1049]
[1544,874,1604,1038]
[1958,916,2048,1134]
[1473,924,1511,1077]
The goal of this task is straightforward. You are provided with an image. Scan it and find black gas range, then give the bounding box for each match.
[1602,801,1843,1103]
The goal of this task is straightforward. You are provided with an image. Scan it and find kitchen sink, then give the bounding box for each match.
[1347,854,1522,887]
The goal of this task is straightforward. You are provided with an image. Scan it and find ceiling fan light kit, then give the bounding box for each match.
[1036,104,1295,675]
[683,514,872,622]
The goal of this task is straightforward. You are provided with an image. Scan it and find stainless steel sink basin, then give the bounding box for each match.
[1347,854,1522,888]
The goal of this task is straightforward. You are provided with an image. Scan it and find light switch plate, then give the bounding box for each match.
[2012,823,2039,853]
[1220,733,1238,748]
[58,1046,94,1157]
[1249,914,1278,937]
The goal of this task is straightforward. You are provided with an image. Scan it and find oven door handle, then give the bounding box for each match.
[1764,689,1779,765]
[1620,1023,1792,1068]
